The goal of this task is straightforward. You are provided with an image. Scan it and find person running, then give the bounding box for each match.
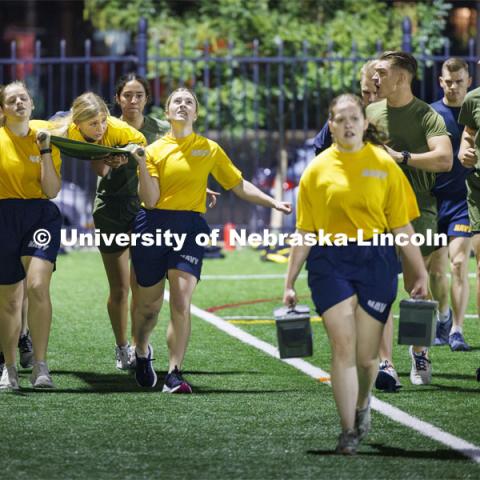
[283,94,427,454]
[429,58,473,351]
[368,51,453,386]
[0,81,62,390]
[458,60,480,329]
[313,60,378,154]
[129,87,292,393]
[312,60,402,392]
[55,92,148,371]
[112,74,218,369]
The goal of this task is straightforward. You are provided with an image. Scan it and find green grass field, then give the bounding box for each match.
[1,248,479,479]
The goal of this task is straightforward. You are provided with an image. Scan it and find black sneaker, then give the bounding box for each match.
[134,345,157,388]
[162,366,192,394]
[18,331,34,369]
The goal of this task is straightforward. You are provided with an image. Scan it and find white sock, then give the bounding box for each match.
[439,309,450,323]
[450,325,462,335]
[135,347,148,358]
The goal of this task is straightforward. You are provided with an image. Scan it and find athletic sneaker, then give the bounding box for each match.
[355,398,371,442]
[335,429,358,455]
[434,309,452,346]
[128,345,137,370]
[30,362,54,388]
[409,346,432,385]
[18,331,34,369]
[449,332,471,352]
[115,344,132,370]
[135,345,157,388]
[375,360,401,392]
[0,365,19,391]
[162,366,192,394]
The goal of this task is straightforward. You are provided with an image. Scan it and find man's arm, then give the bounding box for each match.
[458,126,478,168]
[384,135,452,172]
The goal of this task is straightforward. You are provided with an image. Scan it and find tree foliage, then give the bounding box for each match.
[84,0,452,132]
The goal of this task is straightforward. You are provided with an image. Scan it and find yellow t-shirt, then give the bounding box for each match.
[296,142,419,239]
[67,116,146,147]
[146,132,243,212]
[0,120,62,199]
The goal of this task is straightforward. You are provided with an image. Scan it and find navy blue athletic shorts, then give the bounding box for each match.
[131,208,210,287]
[436,197,471,238]
[0,199,62,285]
[306,244,399,323]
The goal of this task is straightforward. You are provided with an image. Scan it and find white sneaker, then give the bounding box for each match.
[115,344,132,370]
[128,345,137,370]
[0,365,20,391]
[409,346,432,385]
[30,362,54,388]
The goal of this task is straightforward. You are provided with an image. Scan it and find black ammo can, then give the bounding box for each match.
[398,299,438,346]
[273,305,313,359]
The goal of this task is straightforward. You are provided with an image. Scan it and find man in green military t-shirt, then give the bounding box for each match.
[367,51,453,386]
[458,64,480,325]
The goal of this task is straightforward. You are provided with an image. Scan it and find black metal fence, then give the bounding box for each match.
[1,17,478,231]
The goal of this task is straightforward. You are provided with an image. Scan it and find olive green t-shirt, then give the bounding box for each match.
[141,115,170,145]
[458,86,480,167]
[366,97,448,194]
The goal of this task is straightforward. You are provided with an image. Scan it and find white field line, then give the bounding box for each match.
[166,291,480,464]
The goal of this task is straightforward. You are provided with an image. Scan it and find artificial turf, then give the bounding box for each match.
[1,248,479,479]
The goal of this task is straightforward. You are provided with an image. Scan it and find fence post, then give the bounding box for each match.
[402,16,412,53]
[136,17,148,77]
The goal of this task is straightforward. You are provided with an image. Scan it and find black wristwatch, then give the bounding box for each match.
[39,148,52,155]
[401,150,411,165]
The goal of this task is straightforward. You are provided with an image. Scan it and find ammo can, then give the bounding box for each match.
[273,305,313,359]
[398,299,438,346]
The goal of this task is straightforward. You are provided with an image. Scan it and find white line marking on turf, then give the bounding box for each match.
[178,293,480,464]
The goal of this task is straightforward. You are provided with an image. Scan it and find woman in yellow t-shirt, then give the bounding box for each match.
[283,94,428,455]
[0,81,62,390]
[129,87,292,392]
[52,92,148,371]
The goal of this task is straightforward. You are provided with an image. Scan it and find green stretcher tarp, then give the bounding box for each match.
[49,135,135,160]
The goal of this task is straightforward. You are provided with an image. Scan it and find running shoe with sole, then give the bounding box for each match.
[355,398,371,442]
[128,345,137,370]
[135,345,157,388]
[115,344,131,370]
[449,332,471,352]
[162,366,192,394]
[434,309,452,346]
[30,362,54,388]
[335,429,358,455]
[0,365,19,391]
[409,346,432,385]
[375,360,402,392]
[18,331,34,369]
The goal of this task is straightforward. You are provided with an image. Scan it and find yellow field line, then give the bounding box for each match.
[228,316,322,325]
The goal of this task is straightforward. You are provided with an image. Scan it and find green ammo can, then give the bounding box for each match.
[273,305,313,359]
[398,299,438,346]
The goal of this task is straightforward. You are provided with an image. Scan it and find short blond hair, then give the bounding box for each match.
[360,60,378,81]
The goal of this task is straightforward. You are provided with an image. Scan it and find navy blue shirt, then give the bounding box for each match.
[313,121,333,155]
[430,99,472,200]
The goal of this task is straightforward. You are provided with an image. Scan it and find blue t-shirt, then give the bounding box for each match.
[430,99,472,200]
[313,121,332,155]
